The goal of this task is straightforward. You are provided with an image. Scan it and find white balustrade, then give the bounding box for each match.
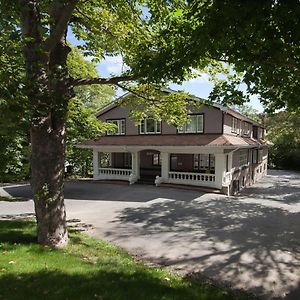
[168,171,216,187]
[98,168,132,180]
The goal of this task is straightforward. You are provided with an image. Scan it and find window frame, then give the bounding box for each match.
[106,118,126,136]
[139,118,162,135]
[177,114,204,134]
[231,117,238,133]
[193,154,215,173]
[152,153,161,166]
[242,121,250,137]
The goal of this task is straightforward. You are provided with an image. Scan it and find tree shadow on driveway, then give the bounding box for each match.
[108,196,300,299]
[2,182,202,203]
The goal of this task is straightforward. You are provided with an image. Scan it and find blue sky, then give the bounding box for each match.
[68,30,264,112]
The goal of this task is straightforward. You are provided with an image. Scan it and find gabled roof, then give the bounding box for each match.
[95,89,264,127]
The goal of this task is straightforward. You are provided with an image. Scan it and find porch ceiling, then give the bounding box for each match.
[80,134,265,147]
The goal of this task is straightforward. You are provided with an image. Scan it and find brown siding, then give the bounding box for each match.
[98,106,138,135]
[223,114,232,135]
[98,103,223,136]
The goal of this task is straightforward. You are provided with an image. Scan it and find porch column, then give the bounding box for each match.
[214,153,226,189]
[160,152,169,182]
[131,151,140,179]
[93,149,99,179]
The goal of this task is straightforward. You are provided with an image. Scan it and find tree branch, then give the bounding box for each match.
[43,0,78,52]
[72,75,134,86]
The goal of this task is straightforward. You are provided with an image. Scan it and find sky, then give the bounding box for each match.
[67,30,264,112]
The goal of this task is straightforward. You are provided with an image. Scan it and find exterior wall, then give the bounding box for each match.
[188,105,223,134]
[223,114,232,135]
[229,147,268,194]
[97,103,223,135]
[98,106,138,135]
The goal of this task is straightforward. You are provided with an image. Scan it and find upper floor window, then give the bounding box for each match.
[107,119,125,135]
[140,118,161,134]
[242,122,250,136]
[232,117,238,133]
[178,114,204,134]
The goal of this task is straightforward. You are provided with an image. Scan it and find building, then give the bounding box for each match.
[79,92,268,195]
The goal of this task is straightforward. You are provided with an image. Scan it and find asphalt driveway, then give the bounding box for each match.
[1,169,300,299]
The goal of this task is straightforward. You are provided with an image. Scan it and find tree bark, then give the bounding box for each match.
[19,0,74,247]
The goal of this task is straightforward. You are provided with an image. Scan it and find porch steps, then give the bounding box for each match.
[159,183,223,194]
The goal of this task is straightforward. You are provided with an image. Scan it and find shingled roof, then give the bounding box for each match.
[80,134,265,147]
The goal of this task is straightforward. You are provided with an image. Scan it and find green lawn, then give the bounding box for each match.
[0,220,253,300]
[0,196,27,202]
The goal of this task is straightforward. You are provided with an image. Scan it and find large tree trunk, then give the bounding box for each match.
[20,0,74,247]
[31,119,68,247]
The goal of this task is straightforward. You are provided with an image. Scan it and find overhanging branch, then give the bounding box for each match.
[72,75,134,86]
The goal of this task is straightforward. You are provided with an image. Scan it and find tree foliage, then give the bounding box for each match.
[266,112,300,171]
[129,0,300,113]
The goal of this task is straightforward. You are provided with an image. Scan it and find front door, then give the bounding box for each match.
[139,150,161,182]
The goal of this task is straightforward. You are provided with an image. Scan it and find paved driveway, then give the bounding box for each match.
[1,170,300,299]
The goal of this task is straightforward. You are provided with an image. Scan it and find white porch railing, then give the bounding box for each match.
[98,168,132,180]
[168,171,216,187]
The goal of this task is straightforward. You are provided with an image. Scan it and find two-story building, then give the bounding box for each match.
[79,91,268,195]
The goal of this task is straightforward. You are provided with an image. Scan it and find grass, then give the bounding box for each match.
[0,196,28,202]
[0,220,254,300]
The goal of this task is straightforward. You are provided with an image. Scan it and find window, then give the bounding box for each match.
[232,117,238,133]
[239,150,248,166]
[193,154,215,173]
[152,153,161,166]
[253,126,258,139]
[242,122,250,136]
[99,152,112,168]
[107,119,125,135]
[178,114,204,133]
[140,118,161,134]
[124,153,132,168]
[170,154,178,170]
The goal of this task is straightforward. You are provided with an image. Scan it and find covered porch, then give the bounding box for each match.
[92,146,232,190]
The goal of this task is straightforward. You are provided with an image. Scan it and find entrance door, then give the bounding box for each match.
[139,150,161,183]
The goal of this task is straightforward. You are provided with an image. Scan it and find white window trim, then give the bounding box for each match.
[139,118,161,134]
[178,114,204,134]
[107,119,125,136]
[232,117,238,133]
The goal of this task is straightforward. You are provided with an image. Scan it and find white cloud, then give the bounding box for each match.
[96,55,129,76]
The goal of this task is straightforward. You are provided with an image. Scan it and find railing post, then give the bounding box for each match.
[93,150,99,179]
[131,152,140,179]
[214,153,226,189]
[161,152,169,182]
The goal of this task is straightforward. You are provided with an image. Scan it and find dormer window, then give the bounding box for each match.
[232,117,238,133]
[107,119,125,135]
[178,114,204,133]
[140,118,161,134]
